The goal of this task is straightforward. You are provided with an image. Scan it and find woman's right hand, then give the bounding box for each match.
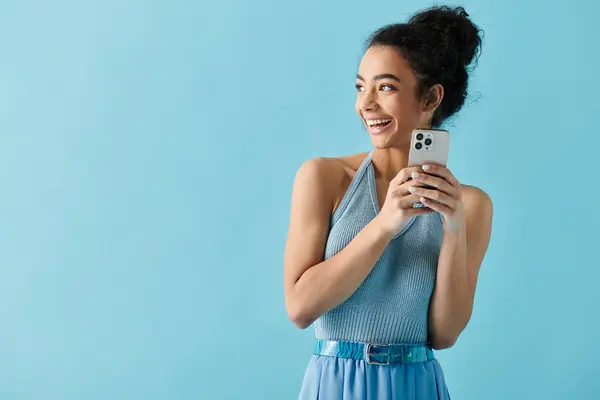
[377,166,435,236]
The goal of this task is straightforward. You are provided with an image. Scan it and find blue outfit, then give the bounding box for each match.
[298,150,451,399]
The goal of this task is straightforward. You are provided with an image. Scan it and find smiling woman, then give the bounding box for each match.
[283,5,492,400]
[356,72,402,135]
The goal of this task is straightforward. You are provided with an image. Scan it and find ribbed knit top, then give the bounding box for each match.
[314,150,444,344]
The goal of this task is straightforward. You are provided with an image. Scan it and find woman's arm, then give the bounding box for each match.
[427,187,493,349]
[283,158,395,329]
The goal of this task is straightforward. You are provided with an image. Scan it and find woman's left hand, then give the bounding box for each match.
[407,164,465,231]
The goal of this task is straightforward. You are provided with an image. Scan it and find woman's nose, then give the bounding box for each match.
[360,92,378,112]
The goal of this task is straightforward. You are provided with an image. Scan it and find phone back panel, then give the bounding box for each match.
[407,129,450,167]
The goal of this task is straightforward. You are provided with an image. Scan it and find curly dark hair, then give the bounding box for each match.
[366,6,483,128]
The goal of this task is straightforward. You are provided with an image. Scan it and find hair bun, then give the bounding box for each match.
[409,6,481,67]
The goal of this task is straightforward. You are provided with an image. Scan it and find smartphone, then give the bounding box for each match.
[407,129,450,208]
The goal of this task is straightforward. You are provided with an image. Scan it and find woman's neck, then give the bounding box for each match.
[371,146,410,183]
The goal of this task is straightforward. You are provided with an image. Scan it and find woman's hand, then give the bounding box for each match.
[407,164,465,231]
[377,166,436,236]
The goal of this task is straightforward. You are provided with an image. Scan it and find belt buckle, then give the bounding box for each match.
[364,343,390,365]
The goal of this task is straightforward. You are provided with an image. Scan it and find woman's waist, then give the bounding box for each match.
[313,338,434,365]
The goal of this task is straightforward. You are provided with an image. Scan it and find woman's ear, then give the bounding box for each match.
[423,83,444,113]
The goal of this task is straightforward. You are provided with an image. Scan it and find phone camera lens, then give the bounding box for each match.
[415,142,422,150]
[424,138,432,146]
[416,133,424,140]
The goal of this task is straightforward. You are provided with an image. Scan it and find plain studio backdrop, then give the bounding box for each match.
[1,0,599,399]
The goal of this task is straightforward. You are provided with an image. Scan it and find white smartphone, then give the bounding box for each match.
[407,128,450,208]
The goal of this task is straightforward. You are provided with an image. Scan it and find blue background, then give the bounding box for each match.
[1,0,599,399]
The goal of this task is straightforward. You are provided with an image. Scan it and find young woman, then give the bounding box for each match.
[284,6,493,399]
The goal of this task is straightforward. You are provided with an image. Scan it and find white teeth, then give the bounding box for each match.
[366,118,392,126]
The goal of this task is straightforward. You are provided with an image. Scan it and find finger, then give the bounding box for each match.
[392,166,425,186]
[397,196,437,215]
[391,192,419,208]
[393,179,428,196]
[419,197,452,214]
[421,165,459,187]
[410,172,456,196]
[408,186,456,208]
[404,206,436,217]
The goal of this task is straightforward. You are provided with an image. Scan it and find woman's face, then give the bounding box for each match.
[355,45,433,148]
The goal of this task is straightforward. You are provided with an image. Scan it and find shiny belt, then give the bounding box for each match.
[314,339,435,365]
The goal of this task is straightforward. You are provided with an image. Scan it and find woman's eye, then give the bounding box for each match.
[355,83,394,92]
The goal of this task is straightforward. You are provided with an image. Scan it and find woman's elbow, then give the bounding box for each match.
[290,315,312,330]
[285,301,315,330]
[430,334,458,350]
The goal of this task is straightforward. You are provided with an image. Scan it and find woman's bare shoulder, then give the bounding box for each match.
[296,151,370,192]
[460,184,493,216]
[460,184,491,202]
[294,152,370,214]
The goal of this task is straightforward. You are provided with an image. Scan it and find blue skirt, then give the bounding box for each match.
[298,354,451,399]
